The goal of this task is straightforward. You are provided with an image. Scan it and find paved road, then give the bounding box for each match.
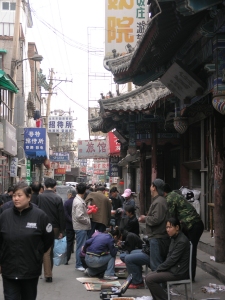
[0,256,223,299]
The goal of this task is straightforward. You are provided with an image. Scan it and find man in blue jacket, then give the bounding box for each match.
[64,187,76,264]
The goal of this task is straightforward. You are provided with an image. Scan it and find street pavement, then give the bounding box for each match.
[0,255,223,300]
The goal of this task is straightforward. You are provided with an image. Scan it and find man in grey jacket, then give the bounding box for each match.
[124,178,170,289]
[72,183,91,271]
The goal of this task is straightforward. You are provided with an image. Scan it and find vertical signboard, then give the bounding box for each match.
[109,156,120,177]
[10,157,18,177]
[105,0,147,57]
[26,160,31,185]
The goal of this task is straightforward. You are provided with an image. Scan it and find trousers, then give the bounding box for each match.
[3,277,39,300]
[43,228,59,278]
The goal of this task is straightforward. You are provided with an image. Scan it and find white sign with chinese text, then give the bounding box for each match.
[105,0,148,57]
[48,116,73,133]
[78,140,108,159]
[93,161,109,170]
[10,157,18,177]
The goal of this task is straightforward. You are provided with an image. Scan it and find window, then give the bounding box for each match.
[0,55,3,69]
[2,2,16,10]
[0,89,12,122]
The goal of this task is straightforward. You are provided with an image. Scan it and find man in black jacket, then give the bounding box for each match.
[37,178,65,282]
[30,181,42,205]
[1,186,13,203]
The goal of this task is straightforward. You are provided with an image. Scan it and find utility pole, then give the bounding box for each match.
[45,68,54,129]
[11,0,21,123]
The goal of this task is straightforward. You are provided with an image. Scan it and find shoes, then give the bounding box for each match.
[84,269,91,277]
[103,275,118,280]
[45,277,52,283]
[64,262,68,265]
[76,267,85,271]
[128,282,144,289]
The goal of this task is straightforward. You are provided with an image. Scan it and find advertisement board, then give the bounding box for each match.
[105,0,148,57]
[49,152,69,162]
[48,115,73,133]
[3,120,17,156]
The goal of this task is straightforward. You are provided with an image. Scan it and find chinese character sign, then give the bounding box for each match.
[26,159,31,185]
[24,128,46,153]
[78,140,108,159]
[10,157,18,177]
[49,152,70,162]
[109,156,120,177]
[93,161,109,170]
[48,116,73,133]
[107,132,121,155]
[105,0,148,57]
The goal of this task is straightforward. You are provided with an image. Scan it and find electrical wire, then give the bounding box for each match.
[57,87,88,111]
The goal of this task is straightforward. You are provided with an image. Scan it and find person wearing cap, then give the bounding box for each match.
[124,178,170,289]
[163,183,204,281]
[110,187,123,227]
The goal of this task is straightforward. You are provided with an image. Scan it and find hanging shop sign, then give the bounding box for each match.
[24,128,47,159]
[107,132,121,156]
[49,152,69,162]
[48,115,73,133]
[26,159,31,185]
[93,170,105,175]
[93,161,109,170]
[109,156,120,177]
[10,157,18,177]
[78,140,108,159]
[54,168,66,175]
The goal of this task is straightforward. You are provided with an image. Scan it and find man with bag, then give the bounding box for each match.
[37,178,65,282]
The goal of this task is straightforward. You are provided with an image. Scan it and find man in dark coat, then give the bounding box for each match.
[37,178,65,282]
[30,182,42,205]
[1,187,13,203]
[64,187,76,264]
[110,187,123,226]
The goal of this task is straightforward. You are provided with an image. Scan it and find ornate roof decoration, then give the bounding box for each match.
[99,81,171,113]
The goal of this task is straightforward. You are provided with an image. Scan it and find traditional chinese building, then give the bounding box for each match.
[89,0,225,262]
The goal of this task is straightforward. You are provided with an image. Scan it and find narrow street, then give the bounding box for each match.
[0,255,221,300]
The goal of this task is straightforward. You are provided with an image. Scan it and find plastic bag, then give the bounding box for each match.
[53,237,67,266]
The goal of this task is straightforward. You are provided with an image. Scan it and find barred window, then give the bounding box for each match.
[0,89,12,122]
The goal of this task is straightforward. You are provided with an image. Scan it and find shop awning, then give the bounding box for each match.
[25,150,47,160]
[0,70,19,93]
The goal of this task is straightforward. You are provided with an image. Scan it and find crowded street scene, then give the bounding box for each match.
[1,0,225,299]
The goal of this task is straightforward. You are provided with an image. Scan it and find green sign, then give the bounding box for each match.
[26,159,31,185]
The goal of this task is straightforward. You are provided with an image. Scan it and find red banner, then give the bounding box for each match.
[93,170,105,175]
[107,132,120,156]
[54,168,66,175]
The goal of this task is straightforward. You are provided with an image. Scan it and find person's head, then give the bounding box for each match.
[67,187,76,199]
[124,205,135,217]
[13,182,32,212]
[7,186,14,196]
[110,186,119,198]
[122,188,134,200]
[166,217,181,237]
[110,226,121,242]
[76,183,87,195]
[30,181,42,194]
[39,184,44,194]
[44,178,57,190]
[0,199,4,207]
[96,186,106,194]
[163,183,172,196]
[150,178,165,197]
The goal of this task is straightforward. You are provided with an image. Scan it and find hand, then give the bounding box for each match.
[58,233,63,239]
[138,215,146,223]
[116,208,123,213]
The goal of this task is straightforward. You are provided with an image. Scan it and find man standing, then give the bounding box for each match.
[163,183,204,281]
[85,186,111,238]
[30,182,42,205]
[64,187,76,265]
[72,183,91,271]
[37,178,65,282]
[124,179,170,289]
[110,187,123,226]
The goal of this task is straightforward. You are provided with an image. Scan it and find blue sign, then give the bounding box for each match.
[49,152,69,162]
[24,128,46,153]
[109,156,120,177]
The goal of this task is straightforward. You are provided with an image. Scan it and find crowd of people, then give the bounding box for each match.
[0,178,204,300]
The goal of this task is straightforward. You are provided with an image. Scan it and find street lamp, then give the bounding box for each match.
[14,53,43,68]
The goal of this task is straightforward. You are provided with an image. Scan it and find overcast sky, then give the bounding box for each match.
[28,0,114,140]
